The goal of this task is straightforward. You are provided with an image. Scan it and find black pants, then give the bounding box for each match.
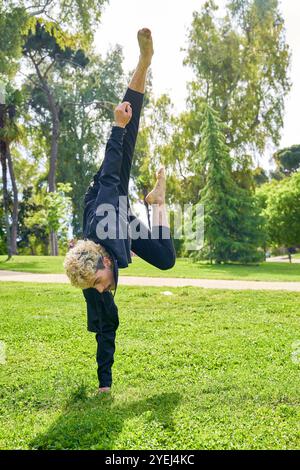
[95,296,119,388]
[96,87,176,388]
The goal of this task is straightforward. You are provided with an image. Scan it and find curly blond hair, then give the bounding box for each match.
[63,239,113,289]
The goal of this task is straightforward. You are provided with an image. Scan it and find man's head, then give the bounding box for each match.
[63,240,115,293]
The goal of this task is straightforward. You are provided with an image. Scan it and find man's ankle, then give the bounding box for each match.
[99,386,111,393]
[138,56,151,69]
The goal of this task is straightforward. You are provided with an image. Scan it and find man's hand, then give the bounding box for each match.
[114,101,132,128]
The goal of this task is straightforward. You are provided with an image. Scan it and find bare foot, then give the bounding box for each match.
[145,166,166,205]
[98,386,111,394]
[138,28,154,67]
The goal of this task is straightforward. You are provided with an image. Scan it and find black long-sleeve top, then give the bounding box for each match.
[82,126,132,269]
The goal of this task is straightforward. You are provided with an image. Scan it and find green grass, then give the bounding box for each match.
[0,282,299,449]
[1,255,300,281]
[0,255,65,274]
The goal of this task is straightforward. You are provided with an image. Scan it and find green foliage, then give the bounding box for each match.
[17,187,49,255]
[252,166,269,186]
[45,182,72,233]
[0,5,28,77]
[55,47,125,235]
[13,1,109,48]
[132,90,178,225]
[257,172,300,249]
[22,21,89,68]
[184,0,291,155]
[24,183,72,252]
[192,105,264,263]
[0,83,25,144]
[156,0,291,219]
[273,145,300,176]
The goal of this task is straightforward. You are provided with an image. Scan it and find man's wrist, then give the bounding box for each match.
[111,125,127,141]
[113,122,126,128]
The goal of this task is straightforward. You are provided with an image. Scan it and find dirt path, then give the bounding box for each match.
[1,270,300,291]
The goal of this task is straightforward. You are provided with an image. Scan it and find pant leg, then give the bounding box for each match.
[118,88,144,196]
[130,214,176,270]
[95,299,119,388]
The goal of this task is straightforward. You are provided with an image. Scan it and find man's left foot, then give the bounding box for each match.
[145,166,166,205]
[138,28,154,67]
[98,387,111,394]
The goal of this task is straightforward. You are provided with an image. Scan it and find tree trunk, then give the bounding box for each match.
[6,146,18,255]
[0,146,12,260]
[30,56,60,256]
[49,230,58,257]
[46,90,60,256]
[0,104,12,260]
[48,103,59,193]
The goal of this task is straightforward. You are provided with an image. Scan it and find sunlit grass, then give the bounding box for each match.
[1,255,300,281]
[0,282,299,449]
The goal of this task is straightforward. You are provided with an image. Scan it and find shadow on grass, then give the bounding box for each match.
[29,385,181,450]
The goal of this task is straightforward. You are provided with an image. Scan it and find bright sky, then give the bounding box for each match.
[95,0,300,163]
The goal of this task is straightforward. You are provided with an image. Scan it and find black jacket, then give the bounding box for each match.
[82,126,131,333]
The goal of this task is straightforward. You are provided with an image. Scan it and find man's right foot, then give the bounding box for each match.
[138,28,154,67]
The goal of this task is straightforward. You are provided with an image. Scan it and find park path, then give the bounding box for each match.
[267,256,300,263]
[0,269,300,291]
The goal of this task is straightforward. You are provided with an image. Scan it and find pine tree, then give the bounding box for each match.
[192,105,264,264]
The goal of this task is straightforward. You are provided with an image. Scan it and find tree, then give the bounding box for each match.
[160,110,205,207]
[24,182,72,254]
[0,201,6,254]
[192,104,264,263]
[56,47,125,236]
[273,145,300,176]
[17,186,49,255]
[24,45,125,238]
[2,1,109,51]
[183,0,291,157]
[22,20,89,254]
[257,172,300,261]
[0,84,24,258]
[0,0,109,255]
[253,166,269,186]
[132,90,177,226]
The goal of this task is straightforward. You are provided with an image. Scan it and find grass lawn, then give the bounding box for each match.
[1,255,300,281]
[0,282,299,449]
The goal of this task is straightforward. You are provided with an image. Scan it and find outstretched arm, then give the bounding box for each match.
[82,102,132,238]
[87,102,132,211]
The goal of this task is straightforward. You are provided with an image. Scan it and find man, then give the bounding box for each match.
[64,28,176,393]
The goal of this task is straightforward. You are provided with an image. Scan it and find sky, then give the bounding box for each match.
[94,0,300,165]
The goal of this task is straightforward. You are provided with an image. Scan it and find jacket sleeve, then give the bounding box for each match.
[82,288,119,334]
[92,126,126,210]
[83,126,126,239]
